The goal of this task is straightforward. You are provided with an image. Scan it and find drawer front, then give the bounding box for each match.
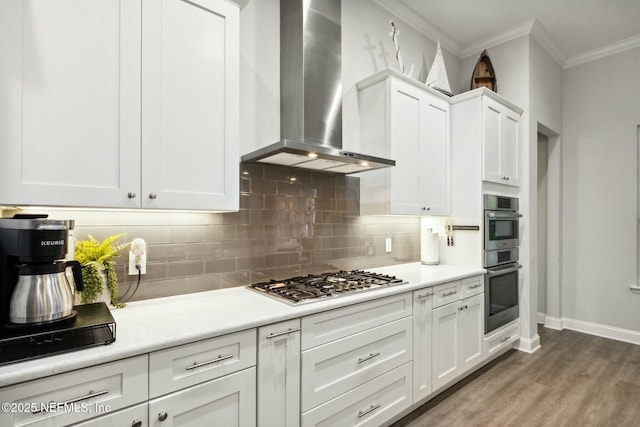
[148,367,256,427]
[432,280,461,308]
[301,317,412,412]
[149,329,256,398]
[0,355,148,427]
[484,320,520,357]
[301,293,412,350]
[461,275,484,299]
[72,402,148,427]
[301,362,413,427]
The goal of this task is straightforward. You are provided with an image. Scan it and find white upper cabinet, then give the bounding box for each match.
[142,0,239,210]
[357,69,451,216]
[0,0,141,208]
[0,0,239,211]
[482,96,520,186]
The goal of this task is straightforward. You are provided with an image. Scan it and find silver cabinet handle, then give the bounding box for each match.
[357,352,381,364]
[487,264,522,276]
[32,389,109,414]
[266,327,301,339]
[127,192,136,199]
[358,404,381,418]
[132,419,143,427]
[418,292,434,300]
[158,411,168,422]
[186,354,234,371]
[501,336,511,343]
[148,193,157,199]
[469,283,483,289]
[442,291,457,297]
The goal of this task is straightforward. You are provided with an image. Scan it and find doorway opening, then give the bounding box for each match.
[536,123,562,329]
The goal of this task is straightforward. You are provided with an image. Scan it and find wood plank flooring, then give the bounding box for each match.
[392,326,640,427]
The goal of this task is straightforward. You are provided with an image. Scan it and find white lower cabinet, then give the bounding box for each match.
[72,402,149,427]
[432,293,484,391]
[148,367,256,427]
[484,320,520,358]
[301,363,413,427]
[258,319,301,427]
[0,355,148,427]
[412,287,434,403]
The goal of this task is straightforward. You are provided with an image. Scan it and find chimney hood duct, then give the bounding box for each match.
[241,0,395,174]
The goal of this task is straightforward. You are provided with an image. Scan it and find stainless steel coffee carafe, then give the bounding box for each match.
[9,261,84,324]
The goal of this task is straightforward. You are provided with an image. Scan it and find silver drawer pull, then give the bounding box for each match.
[500,336,511,343]
[469,283,483,289]
[418,292,434,300]
[357,352,381,364]
[266,327,301,339]
[32,389,109,414]
[186,354,234,371]
[442,290,457,297]
[358,404,381,418]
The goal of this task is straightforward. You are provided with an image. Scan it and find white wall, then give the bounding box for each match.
[562,47,640,332]
[537,133,548,315]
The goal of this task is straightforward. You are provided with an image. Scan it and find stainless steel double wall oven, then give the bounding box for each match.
[483,194,522,333]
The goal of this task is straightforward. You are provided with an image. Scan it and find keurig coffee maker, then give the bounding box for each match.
[0,215,116,365]
[0,216,83,326]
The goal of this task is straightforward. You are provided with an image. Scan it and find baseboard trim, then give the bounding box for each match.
[537,312,546,324]
[516,334,541,353]
[562,318,640,346]
[543,316,563,330]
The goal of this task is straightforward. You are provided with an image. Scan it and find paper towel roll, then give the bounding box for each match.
[421,227,439,265]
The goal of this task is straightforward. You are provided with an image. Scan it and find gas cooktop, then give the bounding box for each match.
[247,270,406,305]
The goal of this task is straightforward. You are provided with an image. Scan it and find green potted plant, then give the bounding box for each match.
[74,234,130,307]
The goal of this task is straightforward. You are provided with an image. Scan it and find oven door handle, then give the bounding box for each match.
[487,264,522,276]
[486,212,523,219]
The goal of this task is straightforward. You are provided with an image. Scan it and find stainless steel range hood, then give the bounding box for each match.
[241,0,395,174]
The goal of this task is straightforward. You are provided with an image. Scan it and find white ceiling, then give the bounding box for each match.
[376,0,640,67]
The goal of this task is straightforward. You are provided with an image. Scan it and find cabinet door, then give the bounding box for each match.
[501,109,520,186]
[388,79,423,215]
[420,97,450,215]
[412,288,433,403]
[258,319,301,427]
[142,0,239,211]
[459,293,484,370]
[149,368,256,427]
[72,403,148,427]
[481,97,503,184]
[0,0,141,208]
[431,301,460,391]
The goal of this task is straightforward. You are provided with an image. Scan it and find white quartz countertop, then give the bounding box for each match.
[0,263,484,387]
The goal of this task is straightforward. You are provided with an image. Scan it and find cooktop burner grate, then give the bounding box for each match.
[247,270,405,305]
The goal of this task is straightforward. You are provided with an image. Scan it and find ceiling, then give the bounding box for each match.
[376,0,640,67]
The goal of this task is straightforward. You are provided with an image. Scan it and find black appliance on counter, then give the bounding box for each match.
[0,216,115,366]
[483,195,522,333]
[248,270,405,305]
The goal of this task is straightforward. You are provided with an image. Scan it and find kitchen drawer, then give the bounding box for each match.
[72,402,148,426]
[301,293,411,350]
[0,355,148,427]
[461,275,484,299]
[301,362,413,427]
[484,320,520,358]
[432,280,461,308]
[301,316,412,412]
[149,328,256,398]
[149,367,256,427]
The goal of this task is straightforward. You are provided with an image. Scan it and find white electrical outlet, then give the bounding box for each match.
[128,238,147,275]
[385,237,392,253]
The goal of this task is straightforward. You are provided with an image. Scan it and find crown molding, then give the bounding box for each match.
[461,19,535,59]
[564,34,640,69]
[529,19,567,67]
[372,0,463,58]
